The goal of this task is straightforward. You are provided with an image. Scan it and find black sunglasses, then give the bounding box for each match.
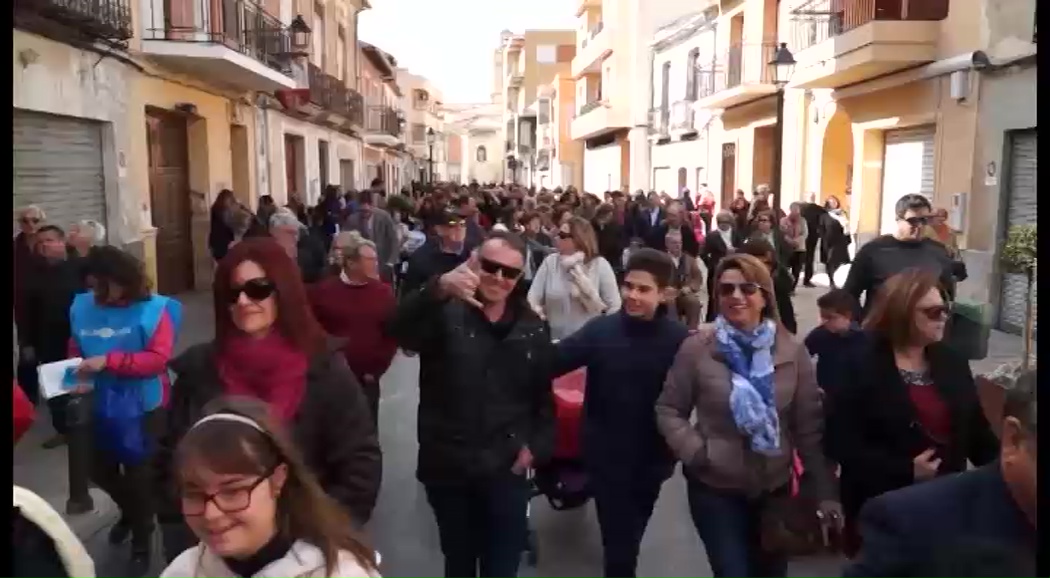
[557,231,573,240]
[903,216,930,227]
[229,278,277,304]
[918,304,950,321]
[717,281,762,297]
[479,257,522,279]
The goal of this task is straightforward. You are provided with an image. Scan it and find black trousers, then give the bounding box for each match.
[424,473,531,577]
[17,361,40,406]
[91,408,165,551]
[788,252,805,289]
[803,234,819,283]
[591,473,666,577]
[363,383,380,428]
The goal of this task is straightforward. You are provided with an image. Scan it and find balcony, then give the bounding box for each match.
[297,64,363,128]
[571,100,628,140]
[15,0,132,46]
[141,0,299,92]
[670,101,697,135]
[694,41,779,110]
[364,105,402,147]
[572,22,611,78]
[648,107,670,141]
[575,0,600,17]
[787,0,947,89]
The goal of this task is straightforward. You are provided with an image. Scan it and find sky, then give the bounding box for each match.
[359,0,577,104]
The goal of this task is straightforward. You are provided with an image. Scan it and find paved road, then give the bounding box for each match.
[14,283,1022,576]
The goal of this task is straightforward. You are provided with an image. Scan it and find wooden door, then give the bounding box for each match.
[721,143,736,208]
[147,109,194,295]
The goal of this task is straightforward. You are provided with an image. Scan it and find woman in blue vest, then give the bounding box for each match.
[69,246,181,576]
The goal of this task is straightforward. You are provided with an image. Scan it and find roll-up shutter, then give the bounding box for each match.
[14,110,107,237]
[997,130,1038,335]
[879,125,935,235]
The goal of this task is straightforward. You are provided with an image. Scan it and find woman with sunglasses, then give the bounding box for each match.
[161,398,379,577]
[825,268,998,557]
[156,238,382,565]
[656,253,840,577]
[527,216,621,340]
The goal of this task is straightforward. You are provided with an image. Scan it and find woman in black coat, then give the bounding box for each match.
[154,239,381,563]
[819,201,852,288]
[207,189,237,262]
[826,269,998,556]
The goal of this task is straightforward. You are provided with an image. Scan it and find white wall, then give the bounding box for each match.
[650,139,713,195]
[13,30,139,244]
[267,111,363,204]
[651,23,717,107]
[584,143,622,193]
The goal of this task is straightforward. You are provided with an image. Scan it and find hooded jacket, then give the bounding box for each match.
[12,486,94,578]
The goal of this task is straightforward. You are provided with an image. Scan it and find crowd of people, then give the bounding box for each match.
[10,179,1036,578]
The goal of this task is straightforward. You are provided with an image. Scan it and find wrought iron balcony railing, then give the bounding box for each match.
[789,0,949,52]
[365,105,402,137]
[306,64,364,124]
[143,0,293,74]
[670,101,695,132]
[15,0,133,44]
[579,99,603,116]
[648,107,669,137]
[695,41,779,99]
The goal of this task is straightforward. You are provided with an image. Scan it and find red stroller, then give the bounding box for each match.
[525,367,590,566]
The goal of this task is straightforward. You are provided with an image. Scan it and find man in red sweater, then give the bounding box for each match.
[308,231,398,425]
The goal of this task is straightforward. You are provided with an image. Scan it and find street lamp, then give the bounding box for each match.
[288,15,312,57]
[769,42,795,213]
[425,127,436,185]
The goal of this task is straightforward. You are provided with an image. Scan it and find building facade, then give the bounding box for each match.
[359,42,406,196]
[532,74,584,189]
[571,0,700,194]
[445,103,505,185]
[266,0,368,211]
[648,10,721,197]
[398,68,447,184]
[495,29,576,185]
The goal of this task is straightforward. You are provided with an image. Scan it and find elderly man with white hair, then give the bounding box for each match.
[68,220,106,258]
[269,207,327,283]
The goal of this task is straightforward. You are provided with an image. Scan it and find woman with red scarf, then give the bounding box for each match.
[154,238,382,564]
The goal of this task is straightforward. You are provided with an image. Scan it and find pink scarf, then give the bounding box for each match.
[216,331,310,423]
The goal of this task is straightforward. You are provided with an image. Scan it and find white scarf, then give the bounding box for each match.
[559,252,606,314]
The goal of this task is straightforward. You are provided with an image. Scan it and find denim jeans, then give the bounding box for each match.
[591,473,666,577]
[686,478,788,578]
[424,473,530,577]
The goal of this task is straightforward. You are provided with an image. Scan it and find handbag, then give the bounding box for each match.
[94,384,149,466]
[759,451,841,558]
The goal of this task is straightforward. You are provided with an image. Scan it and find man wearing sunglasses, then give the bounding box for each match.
[389,232,555,578]
[843,194,958,318]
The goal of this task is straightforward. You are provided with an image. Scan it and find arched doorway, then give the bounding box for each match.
[820,110,853,206]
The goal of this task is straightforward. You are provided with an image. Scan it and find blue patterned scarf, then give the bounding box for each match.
[714,315,781,455]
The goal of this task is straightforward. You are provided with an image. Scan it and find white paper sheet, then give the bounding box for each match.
[36,358,93,400]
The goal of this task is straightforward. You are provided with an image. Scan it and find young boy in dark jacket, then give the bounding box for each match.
[804,289,868,399]
[553,248,690,577]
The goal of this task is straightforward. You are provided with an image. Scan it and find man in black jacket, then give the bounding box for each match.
[844,194,958,317]
[798,193,827,287]
[647,200,699,257]
[390,232,556,578]
[401,207,473,296]
[24,225,87,449]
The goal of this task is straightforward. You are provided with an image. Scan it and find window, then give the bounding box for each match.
[477,146,487,162]
[411,123,426,144]
[686,49,699,100]
[660,62,671,108]
[337,28,346,81]
[312,3,325,68]
[536,44,557,64]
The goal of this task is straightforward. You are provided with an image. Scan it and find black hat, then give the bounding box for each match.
[437,206,466,227]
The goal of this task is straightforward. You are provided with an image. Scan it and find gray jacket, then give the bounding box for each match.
[343,208,400,266]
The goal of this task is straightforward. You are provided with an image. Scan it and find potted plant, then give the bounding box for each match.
[999,224,1037,370]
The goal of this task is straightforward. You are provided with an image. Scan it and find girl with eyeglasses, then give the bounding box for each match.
[156,238,381,565]
[161,399,380,577]
[824,268,999,557]
[656,253,840,577]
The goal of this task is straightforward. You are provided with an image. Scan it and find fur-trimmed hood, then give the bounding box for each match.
[13,486,95,577]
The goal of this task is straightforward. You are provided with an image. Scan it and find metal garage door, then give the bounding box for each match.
[14,110,107,237]
[879,126,935,235]
[997,130,1038,335]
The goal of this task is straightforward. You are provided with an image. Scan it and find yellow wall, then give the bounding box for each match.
[129,75,242,288]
